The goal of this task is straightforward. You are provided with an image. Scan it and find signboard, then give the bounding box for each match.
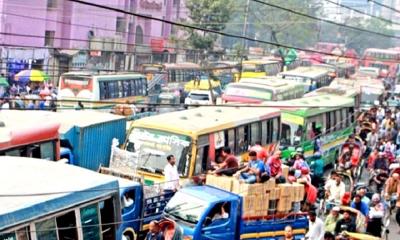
[109,138,139,175]
[214,131,225,149]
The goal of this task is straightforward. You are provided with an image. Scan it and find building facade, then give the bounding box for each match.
[0,0,188,82]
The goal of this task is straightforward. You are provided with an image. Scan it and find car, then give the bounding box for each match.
[184,90,220,105]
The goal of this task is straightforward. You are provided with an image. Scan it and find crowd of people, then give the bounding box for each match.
[0,83,57,110]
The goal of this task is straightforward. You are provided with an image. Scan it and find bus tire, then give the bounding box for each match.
[123,229,137,240]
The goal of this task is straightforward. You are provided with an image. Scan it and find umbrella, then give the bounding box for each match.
[15,69,49,83]
[0,77,9,87]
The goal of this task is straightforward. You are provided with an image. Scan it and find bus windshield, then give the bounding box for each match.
[242,64,264,72]
[127,128,192,176]
[164,191,208,225]
[225,85,272,100]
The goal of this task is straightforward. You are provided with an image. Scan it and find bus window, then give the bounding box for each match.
[100,198,116,240]
[349,107,355,123]
[236,127,245,154]
[0,226,31,240]
[250,122,261,145]
[266,120,273,144]
[335,110,341,130]
[227,129,235,154]
[40,141,55,160]
[261,121,267,146]
[56,211,78,240]
[99,81,108,100]
[123,81,130,97]
[330,111,336,132]
[80,203,101,239]
[273,118,280,141]
[281,124,291,145]
[342,108,348,128]
[195,135,210,175]
[326,112,331,134]
[35,218,57,240]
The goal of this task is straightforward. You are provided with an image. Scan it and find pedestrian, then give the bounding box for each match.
[212,147,238,176]
[367,194,384,237]
[310,152,324,187]
[324,206,342,233]
[145,220,164,240]
[305,211,325,240]
[282,225,294,240]
[163,155,180,193]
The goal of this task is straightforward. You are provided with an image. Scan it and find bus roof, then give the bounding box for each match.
[131,106,281,137]
[0,112,60,151]
[278,67,329,78]
[61,72,145,79]
[243,59,280,65]
[267,95,354,117]
[162,62,201,69]
[304,86,358,98]
[0,156,119,230]
[233,78,304,90]
[364,48,400,54]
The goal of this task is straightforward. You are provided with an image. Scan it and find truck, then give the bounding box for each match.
[163,185,308,240]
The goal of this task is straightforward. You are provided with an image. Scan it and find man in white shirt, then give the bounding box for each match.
[305,211,325,240]
[163,155,180,192]
[325,171,345,203]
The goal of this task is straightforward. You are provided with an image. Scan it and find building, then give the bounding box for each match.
[321,0,384,23]
[0,0,188,82]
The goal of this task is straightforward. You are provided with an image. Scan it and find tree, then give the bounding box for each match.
[185,0,233,50]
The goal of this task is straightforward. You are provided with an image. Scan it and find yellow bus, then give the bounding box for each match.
[241,60,282,79]
[125,106,281,184]
[58,72,147,108]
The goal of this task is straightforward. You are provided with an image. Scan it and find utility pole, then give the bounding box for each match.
[239,0,251,81]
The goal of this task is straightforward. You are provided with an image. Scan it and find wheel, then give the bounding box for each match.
[123,230,136,240]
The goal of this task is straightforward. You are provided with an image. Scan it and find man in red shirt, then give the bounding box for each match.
[267,151,285,183]
[213,147,239,176]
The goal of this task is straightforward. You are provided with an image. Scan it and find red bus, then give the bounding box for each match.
[362,48,400,78]
[0,112,60,160]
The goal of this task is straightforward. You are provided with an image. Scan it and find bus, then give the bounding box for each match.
[277,67,332,92]
[141,62,201,84]
[241,60,282,78]
[315,42,345,54]
[362,48,400,78]
[330,78,385,109]
[125,106,281,184]
[0,156,123,240]
[208,61,241,87]
[273,94,355,166]
[222,78,305,103]
[0,113,60,160]
[58,72,148,108]
[304,86,361,109]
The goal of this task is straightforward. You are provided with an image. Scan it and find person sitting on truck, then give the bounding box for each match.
[163,155,180,193]
[235,151,264,184]
[267,151,285,183]
[213,147,239,176]
[145,221,164,240]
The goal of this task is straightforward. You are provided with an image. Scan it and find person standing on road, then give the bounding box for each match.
[305,211,325,240]
[163,155,180,193]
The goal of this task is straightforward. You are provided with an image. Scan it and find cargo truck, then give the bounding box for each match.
[164,185,308,240]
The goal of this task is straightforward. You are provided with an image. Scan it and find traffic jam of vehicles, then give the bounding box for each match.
[1,43,400,240]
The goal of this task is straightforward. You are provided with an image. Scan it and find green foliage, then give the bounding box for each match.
[185,0,233,50]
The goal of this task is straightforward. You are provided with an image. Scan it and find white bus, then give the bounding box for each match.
[58,72,148,108]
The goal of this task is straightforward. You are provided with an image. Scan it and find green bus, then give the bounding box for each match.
[272,94,355,166]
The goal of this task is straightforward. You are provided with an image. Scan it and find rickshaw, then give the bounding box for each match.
[339,206,366,233]
[359,121,373,142]
[337,142,363,179]
[342,231,381,240]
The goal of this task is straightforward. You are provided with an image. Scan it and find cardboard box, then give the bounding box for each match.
[277,183,292,197]
[206,174,233,192]
[232,181,265,196]
[292,183,305,202]
[277,195,292,212]
[269,188,281,200]
[282,164,289,180]
[263,178,276,192]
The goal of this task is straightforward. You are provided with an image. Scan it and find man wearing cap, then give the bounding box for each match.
[324,206,342,233]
